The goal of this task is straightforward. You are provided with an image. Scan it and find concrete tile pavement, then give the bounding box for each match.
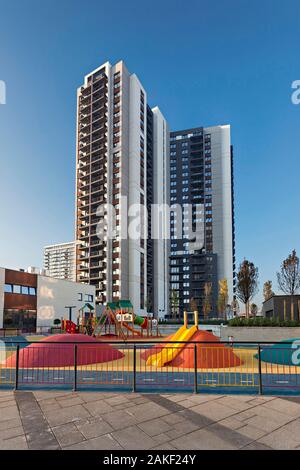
[0,390,300,450]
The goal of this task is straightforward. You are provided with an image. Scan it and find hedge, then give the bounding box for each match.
[228,317,300,327]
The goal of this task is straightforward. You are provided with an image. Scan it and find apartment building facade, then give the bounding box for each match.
[44,242,76,281]
[169,125,235,318]
[75,60,169,317]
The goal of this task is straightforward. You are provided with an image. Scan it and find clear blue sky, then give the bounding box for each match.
[0,0,299,308]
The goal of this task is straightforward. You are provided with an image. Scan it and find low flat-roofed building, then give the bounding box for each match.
[0,267,95,330]
[262,294,300,321]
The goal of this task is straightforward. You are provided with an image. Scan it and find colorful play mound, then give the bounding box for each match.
[257,338,300,366]
[4,334,124,368]
[141,330,242,369]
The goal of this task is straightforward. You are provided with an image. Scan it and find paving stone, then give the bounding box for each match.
[138,418,172,436]
[105,395,131,406]
[243,415,283,433]
[83,399,114,416]
[162,412,186,425]
[173,420,199,435]
[63,433,122,450]
[0,400,16,409]
[151,432,172,445]
[0,405,19,422]
[126,402,169,422]
[207,423,253,449]
[52,422,85,447]
[258,428,300,450]
[25,429,60,450]
[55,396,84,407]
[231,423,267,440]
[170,428,237,450]
[191,402,237,421]
[101,409,139,430]
[262,398,300,418]
[216,396,256,412]
[43,404,91,427]
[0,435,28,450]
[218,417,245,431]
[76,418,114,439]
[112,425,156,450]
[0,426,24,440]
[0,417,22,431]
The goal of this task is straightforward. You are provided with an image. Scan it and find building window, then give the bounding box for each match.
[78,293,83,301]
[85,294,94,302]
[4,284,13,293]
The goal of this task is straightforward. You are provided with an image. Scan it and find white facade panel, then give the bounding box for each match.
[36,276,95,327]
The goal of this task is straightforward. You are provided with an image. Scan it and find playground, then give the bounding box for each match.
[0,300,300,395]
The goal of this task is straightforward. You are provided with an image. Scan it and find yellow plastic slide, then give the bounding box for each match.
[146,325,198,367]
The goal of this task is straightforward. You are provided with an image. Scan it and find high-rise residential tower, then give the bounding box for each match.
[44,242,76,281]
[76,60,169,317]
[169,125,235,318]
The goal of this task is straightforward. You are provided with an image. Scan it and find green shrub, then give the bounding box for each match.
[228,317,300,327]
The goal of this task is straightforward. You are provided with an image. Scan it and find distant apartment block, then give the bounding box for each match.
[75,60,169,317]
[169,125,235,317]
[44,242,76,281]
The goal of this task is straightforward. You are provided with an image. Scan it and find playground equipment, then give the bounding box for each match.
[93,300,160,339]
[146,311,197,367]
[257,338,300,366]
[4,333,124,368]
[144,311,242,369]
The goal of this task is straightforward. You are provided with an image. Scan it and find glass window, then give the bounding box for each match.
[29,287,36,296]
[13,285,21,294]
[78,293,83,301]
[4,284,13,293]
[21,286,29,295]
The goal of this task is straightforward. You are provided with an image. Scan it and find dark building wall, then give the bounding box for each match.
[169,128,218,318]
[262,295,300,321]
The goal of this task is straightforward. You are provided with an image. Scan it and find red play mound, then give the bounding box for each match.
[141,330,242,369]
[4,334,124,368]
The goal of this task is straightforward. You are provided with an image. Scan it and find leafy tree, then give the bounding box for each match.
[53,318,61,326]
[170,289,179,321]
[236,259,259,318]
[203,282,212,319]
[217,279,228,319]
[277,250,300,295]
[250,303,258,317]
[263,280,274,301]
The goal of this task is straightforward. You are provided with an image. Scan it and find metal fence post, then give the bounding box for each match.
[73,344,78,392]
[15,344,20,391]
[194,344,198,394]
[258,345,263,395]
[132,345,136,393]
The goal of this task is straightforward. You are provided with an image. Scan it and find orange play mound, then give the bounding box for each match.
[4,334,124,368]
[141,330,242,368]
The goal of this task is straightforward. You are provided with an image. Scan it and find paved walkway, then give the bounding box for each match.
[0,390,300,450]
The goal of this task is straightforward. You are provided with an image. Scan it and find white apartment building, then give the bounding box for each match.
[76,60,169,317]
[44,242,76,282]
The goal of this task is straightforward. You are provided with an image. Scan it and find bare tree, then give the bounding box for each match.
[277,250,300,295]
[189,297,198,313]
[263,280,274,301]
[236,259,259,318]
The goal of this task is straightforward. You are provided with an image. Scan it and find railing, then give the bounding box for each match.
[0,340,299,395]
